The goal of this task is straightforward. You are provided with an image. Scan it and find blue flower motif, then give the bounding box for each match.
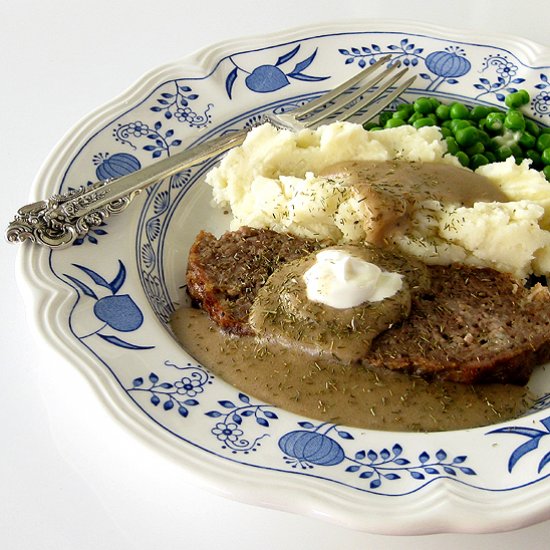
[226,44,329,99]
[64,261,154,350]
[212,422,244,444]
[128,363,211,417]
[174,376,205,398]
[205,393,278,453]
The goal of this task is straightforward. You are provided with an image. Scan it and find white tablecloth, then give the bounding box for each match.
[2,1,549,548]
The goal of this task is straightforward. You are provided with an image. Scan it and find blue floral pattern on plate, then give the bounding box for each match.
[23,23,550,533]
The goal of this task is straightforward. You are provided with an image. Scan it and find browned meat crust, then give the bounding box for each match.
[186,227,321,335]
[365,265,550,385]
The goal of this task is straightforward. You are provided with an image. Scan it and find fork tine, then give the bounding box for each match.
[301,60,405,128]
[292,54,392,118]
[352,74,417,125]
[338,68,413,122]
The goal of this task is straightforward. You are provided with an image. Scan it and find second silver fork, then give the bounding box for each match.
[6,55,415,249]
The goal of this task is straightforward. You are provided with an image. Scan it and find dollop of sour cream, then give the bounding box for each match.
[303,249,403,309]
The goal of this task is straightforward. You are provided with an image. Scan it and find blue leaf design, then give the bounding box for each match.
[219,400,236,409]
[298,421,315,429]
[436,449,448,461]
[287,72,328,83]
[355,450,366,460]
[346,465,361,473]
[164,400,174,411]
[225,67,239,99]
[205,411,222,418]
[256,417,269,427]
[263,411,278,419]
[538,452,550,473]
[109,260,126,294]
[233,413,242,425]
[359,471,373,479]
[508,437,541,472]
[96,333,155,350]
[370,478,381,489]
[149,373,159,383]
[73,264,111,290]
[184,399,199,406]
[238,393,250,403]
[337,430,354,440]
[411,471,425,480]
[459,467,476,475]
[424,467,439,475]
[392,444,403,456]
[178,406,188,417]
[419,452,430,464]
[132,377,144,387]
[338,48,350,55]
[290,48,322,76]
[64,274,98,300]
[151,395,160,406]
[276,45,300,66]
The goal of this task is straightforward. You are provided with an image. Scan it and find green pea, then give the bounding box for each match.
[537,133,550,152]
[440,126,452,138]
[455,126,479,147]
[470,105,490,121]
[450,119,473,134]
[525,149,542,167]
[394,103,414,120]
[455,151,470,166]
[385,118,406,128]
[413,117,435,129]
[496,145,513,161]
[542,148,550,165]
[525,119,541,137]
[471,153,490,169]
[485,112,505,133]
[505,90,530,108]
[379,111,393,126]
[435,104,451,121]
[465,142,485,156]
[519,131,537,150]
[450,102,470,120]
[363,122,379,130]
[407,112,424,123]
[504,109,526,131]
[445,136,460,155]
[414,97,434,114]
[393,109,411,121]
[544,166,550,181]
[484,151,496,163]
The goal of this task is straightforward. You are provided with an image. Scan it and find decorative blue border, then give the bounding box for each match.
[46,29,550,500]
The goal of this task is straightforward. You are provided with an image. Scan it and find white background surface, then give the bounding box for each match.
[2,1,550,548]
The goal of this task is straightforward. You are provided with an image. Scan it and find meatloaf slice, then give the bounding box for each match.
[365,265,550,385]
[186,227,321,334]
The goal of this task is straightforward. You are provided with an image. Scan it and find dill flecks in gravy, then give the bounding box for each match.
[171,307,532,432]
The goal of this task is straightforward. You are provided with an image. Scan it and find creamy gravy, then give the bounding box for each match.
[321,160,509,245]
[249,245,431,362]
[171,307,532,432]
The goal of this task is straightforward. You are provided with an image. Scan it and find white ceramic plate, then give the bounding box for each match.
[17,20,550,535]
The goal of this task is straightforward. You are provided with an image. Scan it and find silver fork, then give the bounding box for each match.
[6,55,415,249]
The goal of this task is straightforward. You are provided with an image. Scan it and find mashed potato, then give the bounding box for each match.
[206,121,550,280]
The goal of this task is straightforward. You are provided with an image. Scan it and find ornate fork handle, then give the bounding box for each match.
[6,129,248,249]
